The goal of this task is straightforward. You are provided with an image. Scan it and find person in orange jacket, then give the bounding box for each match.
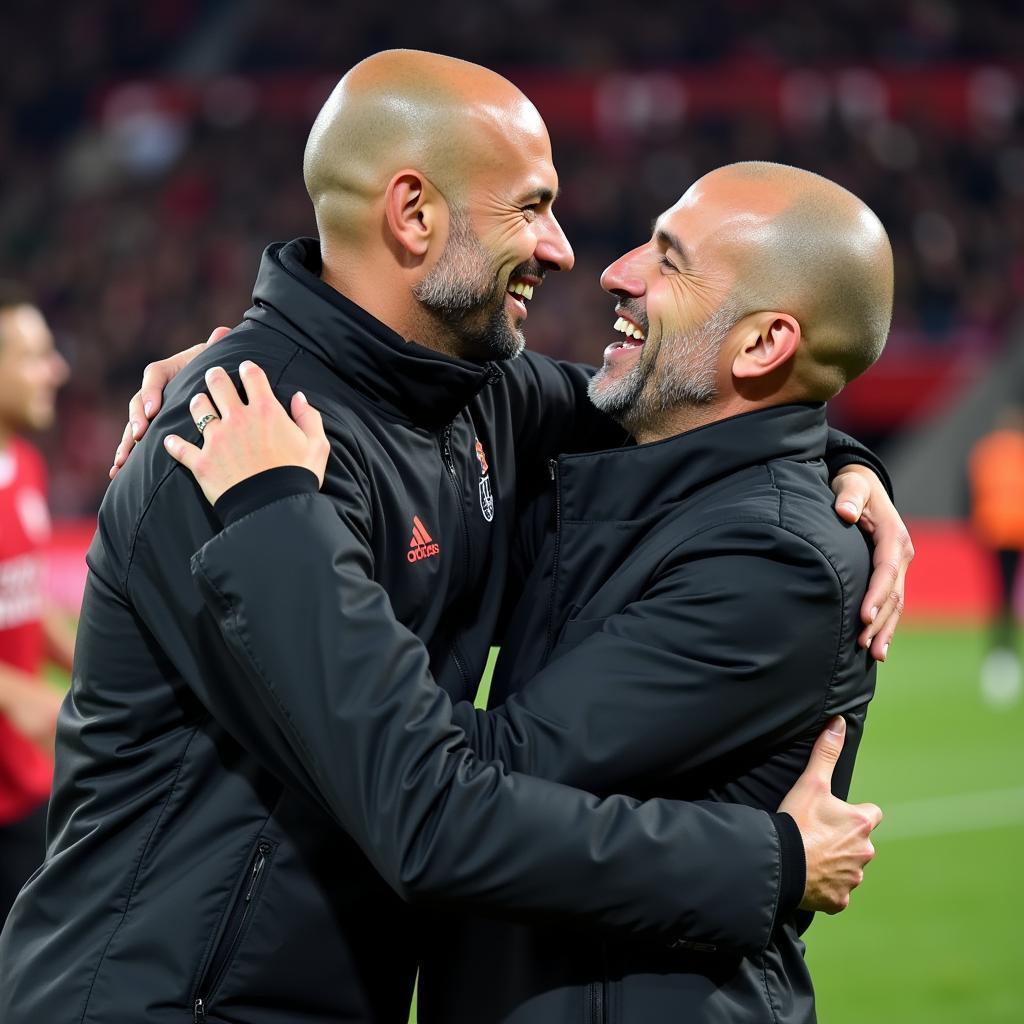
[969,403,1024,704]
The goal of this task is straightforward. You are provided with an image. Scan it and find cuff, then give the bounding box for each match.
[214,466,319,528]
[771,811,806,919]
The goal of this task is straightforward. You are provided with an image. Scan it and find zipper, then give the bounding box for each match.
[587,942,610,1024]
[439,422,474,688]
[193,841,272,1022]
[587,978,604,1024]
[541,458,563,664]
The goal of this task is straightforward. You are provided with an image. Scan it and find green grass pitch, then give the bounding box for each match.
[407,627,1023,1022]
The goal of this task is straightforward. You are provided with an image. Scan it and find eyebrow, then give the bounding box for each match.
[654,225,692,268]
[519,187,558,206]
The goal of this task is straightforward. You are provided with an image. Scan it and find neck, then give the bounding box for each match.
[633,393,788,445]
[0,422,12,451]
[319,248,458,358]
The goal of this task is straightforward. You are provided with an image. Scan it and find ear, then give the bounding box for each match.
[732,313,801,380]
[383,169,444,259]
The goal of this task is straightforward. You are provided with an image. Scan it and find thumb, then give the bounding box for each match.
[833,473,867,524]
[806,716,846,785]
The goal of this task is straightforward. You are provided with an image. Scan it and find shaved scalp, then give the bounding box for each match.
[711,161,894,398]
[304,50,544,245]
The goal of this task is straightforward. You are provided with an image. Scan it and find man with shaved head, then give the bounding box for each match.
[1,50,906,1024]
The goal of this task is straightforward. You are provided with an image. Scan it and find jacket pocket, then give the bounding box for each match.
[192,837,276,1022]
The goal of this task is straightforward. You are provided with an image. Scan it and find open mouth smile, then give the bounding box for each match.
[603,310,647,364]
[505,276,540,318]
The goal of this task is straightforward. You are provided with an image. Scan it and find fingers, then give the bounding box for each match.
[855,801,884,832]
[291,391,330,487]
[805,716,846,785]
[139,330,228,429]
[128,390,150,442]
[189,393,221,436]
[238,360,274,406]
[109,420,136,480]
[291,391,324,442]
[832,468,870,525]
[204,366,242,416]
[162,434,202,473]
[871,535,912,660]
[138,349,197,427]
[859,555,897,652]
[859,528,913,659]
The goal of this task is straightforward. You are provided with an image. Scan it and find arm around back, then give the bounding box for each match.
[191,490,786,954]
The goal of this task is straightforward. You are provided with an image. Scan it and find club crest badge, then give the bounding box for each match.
[474,437,494,522]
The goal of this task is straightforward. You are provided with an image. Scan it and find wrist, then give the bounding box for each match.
[213,466,319,528]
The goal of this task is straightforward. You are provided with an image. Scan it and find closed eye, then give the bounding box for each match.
[659,254,678,271]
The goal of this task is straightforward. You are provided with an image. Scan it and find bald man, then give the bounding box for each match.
[162,159,895,1023]
[1,52,902,1024]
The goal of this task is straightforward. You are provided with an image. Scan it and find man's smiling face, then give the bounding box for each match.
[588,176,768,436]
[414,100,574,363]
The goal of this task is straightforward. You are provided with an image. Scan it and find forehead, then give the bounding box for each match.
[464,100,558,201]
[0,306,52,354]
[656,175,786,255]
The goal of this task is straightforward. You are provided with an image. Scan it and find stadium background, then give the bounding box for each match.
[3,1,1022,1020]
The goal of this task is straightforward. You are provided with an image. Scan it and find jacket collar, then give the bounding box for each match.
[245,237,501,430]
[555,403,829,522]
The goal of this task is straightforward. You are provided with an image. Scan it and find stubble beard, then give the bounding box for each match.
[412,208,525,362]
[588,304,736,436]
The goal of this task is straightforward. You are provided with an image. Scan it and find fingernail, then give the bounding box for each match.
[144,401,153,417]
[163,436,175,453]
[882,643,889,659]
[840,501,858,516]
[869,606,879,622]
[131,421,140,439]
[295,391,307,404]
[827,716,846,736]
[240,360,254,372]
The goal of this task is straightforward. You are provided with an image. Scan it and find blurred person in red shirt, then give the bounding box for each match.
[0,283,73,922]
[969,403,1024,706]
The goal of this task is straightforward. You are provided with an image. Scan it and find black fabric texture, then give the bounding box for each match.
[214,466,319,527]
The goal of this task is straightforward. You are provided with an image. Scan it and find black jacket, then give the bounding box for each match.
[0,241,873,1024]
[188,403,877,1024]
[421,402,878,1023]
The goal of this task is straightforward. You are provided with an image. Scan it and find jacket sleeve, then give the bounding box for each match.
[119,444,374,808]
[824,427,893,499]
[451,524,853,795]
[190,491,785,955]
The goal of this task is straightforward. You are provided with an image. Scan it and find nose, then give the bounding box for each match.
[50,350,70,387]
[601,245,646,298]
[535,212,574,273]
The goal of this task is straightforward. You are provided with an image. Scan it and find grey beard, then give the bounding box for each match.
[412,209,524,361]
[588,305,736,434]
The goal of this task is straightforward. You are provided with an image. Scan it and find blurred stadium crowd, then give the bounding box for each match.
[2,0,1023,514]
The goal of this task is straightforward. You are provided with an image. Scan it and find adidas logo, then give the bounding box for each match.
[407,515,440,563]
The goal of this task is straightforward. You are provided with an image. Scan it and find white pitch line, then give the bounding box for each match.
[876,786,1024,841]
